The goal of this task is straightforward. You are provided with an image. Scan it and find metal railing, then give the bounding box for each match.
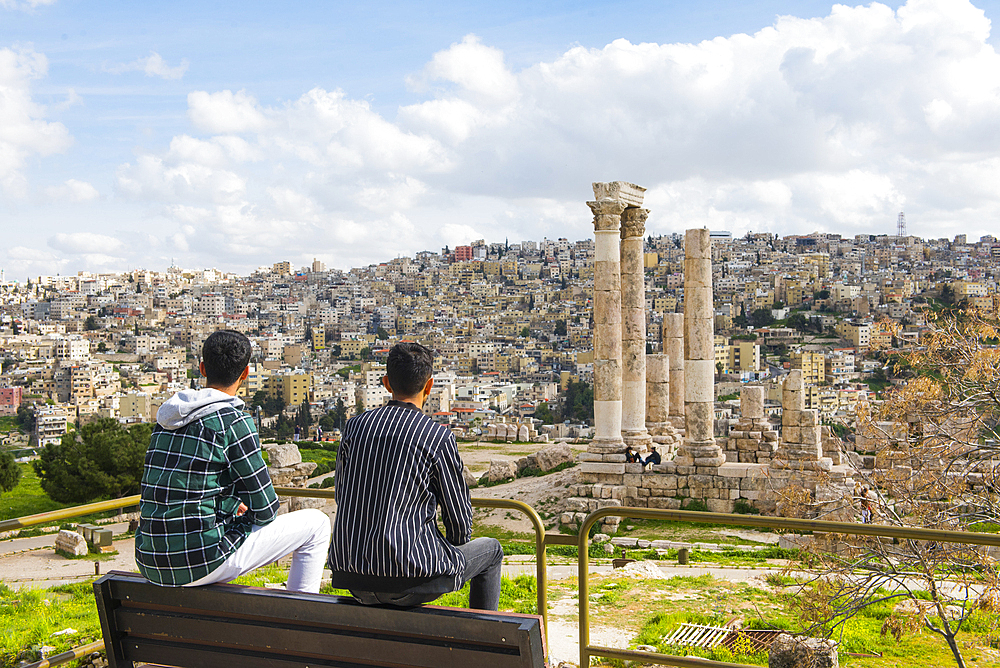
[2,487,568,668]
[576,507,1000,668]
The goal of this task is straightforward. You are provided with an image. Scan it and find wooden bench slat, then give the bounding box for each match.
[117,609,526,668]
[108,576,535,645]
[95,572,545,668]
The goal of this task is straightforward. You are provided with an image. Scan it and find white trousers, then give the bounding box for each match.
[185,508,332,593]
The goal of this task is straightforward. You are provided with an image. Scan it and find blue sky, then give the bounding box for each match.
[2,0,1000,277]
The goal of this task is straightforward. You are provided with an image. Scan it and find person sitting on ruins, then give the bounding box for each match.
[135,329,331,592]
[643,446,661,469]
[328,342,504,610]
[625,445,640,463]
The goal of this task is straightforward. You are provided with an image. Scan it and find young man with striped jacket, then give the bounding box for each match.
[328,342,503,609]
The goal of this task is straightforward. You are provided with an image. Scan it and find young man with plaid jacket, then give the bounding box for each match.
[135,329,330,591]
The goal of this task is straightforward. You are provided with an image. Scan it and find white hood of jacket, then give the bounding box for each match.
[156,388,246,430]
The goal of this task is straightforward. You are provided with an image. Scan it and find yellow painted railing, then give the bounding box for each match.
[4,487,566,668]
[575,507,1000,668]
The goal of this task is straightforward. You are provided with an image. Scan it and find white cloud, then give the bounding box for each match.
[187,90,267,134]
[106,52,189,80]
[0,47,72,196]
[43,179,99,202]
[101,0,1000,274]
[0,0,56,10]
[49,232,124,254]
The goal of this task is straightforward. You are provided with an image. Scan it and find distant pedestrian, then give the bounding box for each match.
[643,446,661,469]
[860,486,872,523]
[625,445,640,463]
[316,425,323,442]
[294,425,301,442]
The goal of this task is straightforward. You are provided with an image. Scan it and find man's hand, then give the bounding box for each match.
[237,503,248,517]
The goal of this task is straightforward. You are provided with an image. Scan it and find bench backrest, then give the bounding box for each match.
[94,571,546,668]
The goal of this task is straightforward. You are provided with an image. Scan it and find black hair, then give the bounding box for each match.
[386,342,435,397]
[202,329,252,387]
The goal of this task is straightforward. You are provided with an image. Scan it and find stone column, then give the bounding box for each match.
[620,207,652,449]
[588,198,627,453]
[645,353,669,427]
[662,313,685,428]
[676,228,725,472]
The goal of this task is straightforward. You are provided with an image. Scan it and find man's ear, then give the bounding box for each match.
[199,361,207,378]
[381,375,393,393]
[239,366,250,382]
[422,377,434,396]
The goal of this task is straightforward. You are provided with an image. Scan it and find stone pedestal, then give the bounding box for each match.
[620,207,652,449]
[676,228,724,472]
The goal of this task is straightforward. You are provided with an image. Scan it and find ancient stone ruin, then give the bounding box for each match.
[560,181,857,532]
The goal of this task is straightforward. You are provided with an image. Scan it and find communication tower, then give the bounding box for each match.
[896,212,906,238]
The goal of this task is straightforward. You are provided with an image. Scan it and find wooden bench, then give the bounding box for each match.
[94,571,546,668]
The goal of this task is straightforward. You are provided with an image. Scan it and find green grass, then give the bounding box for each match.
[0,416,20,433]
[0,463,70,522]
[0,581,104,666]
[298,447,338,477]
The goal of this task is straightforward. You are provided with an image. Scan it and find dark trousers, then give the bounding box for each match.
[352,537,504,610]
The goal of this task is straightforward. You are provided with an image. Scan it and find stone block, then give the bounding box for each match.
[768,634,838,668]
[740,386,765,419]
[597,499,622,509]
[603,454,628,463]
[578,452,603,462]
[799,410,819,427]
[685,228,711,259]
[579,462,626,475]
[55,530,88,557]
[648,497,682,510]
[624,462,644,473]
[626,486,639,498]
[266,443,302,468]
[560,512,575,525]
[595,325,623,359]
[290,496,326,512]
[488,459,517,482]
[706,499,734,513]
[638,488,650,497]
[783,426,800,443]
[643,474,678,490]
[623,474,642,487]
[694,456,726,467]
[676,465,696,475]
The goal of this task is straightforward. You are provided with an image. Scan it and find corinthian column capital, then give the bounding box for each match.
[587,200,627,232]
[621,207,649,240]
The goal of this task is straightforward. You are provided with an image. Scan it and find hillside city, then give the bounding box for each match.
[2,226,1000,452]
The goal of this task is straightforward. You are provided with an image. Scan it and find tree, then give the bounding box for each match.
[534,402,556,424]
[0,450,21,493]
[376,326,389,340]
[263,394,286,417]
[359,347,371,361]
[297,398,312,429]
[520,327,530,338]
[562,381,594,423]
[97,342,108,353]
[749,308,775,328]
[792,311,1000,668]
[33,418,151,503]
[554,320,567,336]
[15,403,35,433]
[85,315,100,331]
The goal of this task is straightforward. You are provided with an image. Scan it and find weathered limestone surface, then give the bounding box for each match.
[723,386,778,465]
[663,313,685,429]
[589,194,627,453]
[676,228,723,472]
[620,206,652,448]
[56,530,88,556]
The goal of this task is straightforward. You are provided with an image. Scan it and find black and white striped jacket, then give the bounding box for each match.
[328,400,472,593]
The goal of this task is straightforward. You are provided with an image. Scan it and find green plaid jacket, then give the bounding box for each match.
[134,405,278,586]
